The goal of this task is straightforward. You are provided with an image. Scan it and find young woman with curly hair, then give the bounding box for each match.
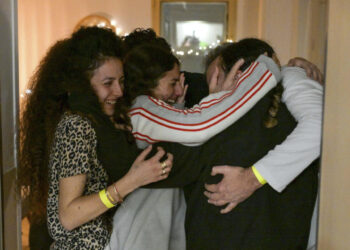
[19,27,174,249]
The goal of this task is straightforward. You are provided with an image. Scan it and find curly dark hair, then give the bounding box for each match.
[122,28,172,53]
[19,27,123,223]
[114,44,179,129]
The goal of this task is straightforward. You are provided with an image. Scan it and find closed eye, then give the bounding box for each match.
[103,81,113,86]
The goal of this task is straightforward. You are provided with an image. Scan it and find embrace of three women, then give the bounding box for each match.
[19,27,323,250]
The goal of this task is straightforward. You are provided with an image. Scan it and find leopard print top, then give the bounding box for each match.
[47,113,110,249]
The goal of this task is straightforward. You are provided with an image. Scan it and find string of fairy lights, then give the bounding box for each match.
[172,38,234,58]
[20,17,233,99]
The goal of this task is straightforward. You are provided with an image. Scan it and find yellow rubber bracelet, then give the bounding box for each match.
[99,189,115,208]
[251,166,267,185]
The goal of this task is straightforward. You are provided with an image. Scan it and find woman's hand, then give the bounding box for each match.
[208,58,245,94]
[288,57,324,84]
[175,73,189,104]
[125,145,173,189]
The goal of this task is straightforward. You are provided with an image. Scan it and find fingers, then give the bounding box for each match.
[226,59,244,81]
[208,198,227,206]
[159,152,173,176]
[222,59,244,91]
[287,57,304,67]
[312,66,324,83]
[183,84,189,97]
[151,146,166,161]
[180,73,185,88]
[204,190,222,200]
[211,165,229,176]
[165,152,173,164]
[230,59,245,76]
[287,58,296,67]
[204,183,218,193]
[312,68,319,82]
[208,66,219,93]
[135,145,153,162]
[287,57,324,84]
[220,202,238,214]
[162,152,173,170]
[159,167,170,177]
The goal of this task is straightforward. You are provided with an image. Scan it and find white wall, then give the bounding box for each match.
[235,0,260,39]
[235,0,327,68]
[18,0,327,95]
[18,0,152,95]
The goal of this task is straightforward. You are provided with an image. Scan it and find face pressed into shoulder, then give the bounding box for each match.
[90,58,124,117]
[152,63,181,102]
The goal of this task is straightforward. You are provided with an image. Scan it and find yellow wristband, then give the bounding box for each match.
[99,189,115,208]
[251,166,267,185]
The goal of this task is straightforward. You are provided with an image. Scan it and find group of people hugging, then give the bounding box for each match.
[19,26,323,249]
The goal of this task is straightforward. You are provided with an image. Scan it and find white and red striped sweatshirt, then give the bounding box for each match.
[129,55,281,148]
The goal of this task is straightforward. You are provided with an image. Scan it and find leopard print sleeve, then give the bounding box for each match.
[48,113,110,249]
[54,114,97,179]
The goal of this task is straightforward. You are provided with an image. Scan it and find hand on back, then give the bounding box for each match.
[288,57,324,84]
[126,145,173,188]
[208,58,245,94]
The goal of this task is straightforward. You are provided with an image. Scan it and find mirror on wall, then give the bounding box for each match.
[152,0,237,73]
[161,2,228,72]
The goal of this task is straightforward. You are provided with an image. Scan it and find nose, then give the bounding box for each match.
[112,82,123,98]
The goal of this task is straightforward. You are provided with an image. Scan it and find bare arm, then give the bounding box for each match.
[58,143,173,231]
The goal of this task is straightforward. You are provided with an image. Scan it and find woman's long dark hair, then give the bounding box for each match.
[122,28,172,53]
[114,44,179,129]
[19,27,123,223]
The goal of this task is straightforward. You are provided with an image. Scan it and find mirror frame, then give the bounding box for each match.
[152,0,237,41]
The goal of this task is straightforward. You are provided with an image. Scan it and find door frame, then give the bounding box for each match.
[0,0,21,249]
